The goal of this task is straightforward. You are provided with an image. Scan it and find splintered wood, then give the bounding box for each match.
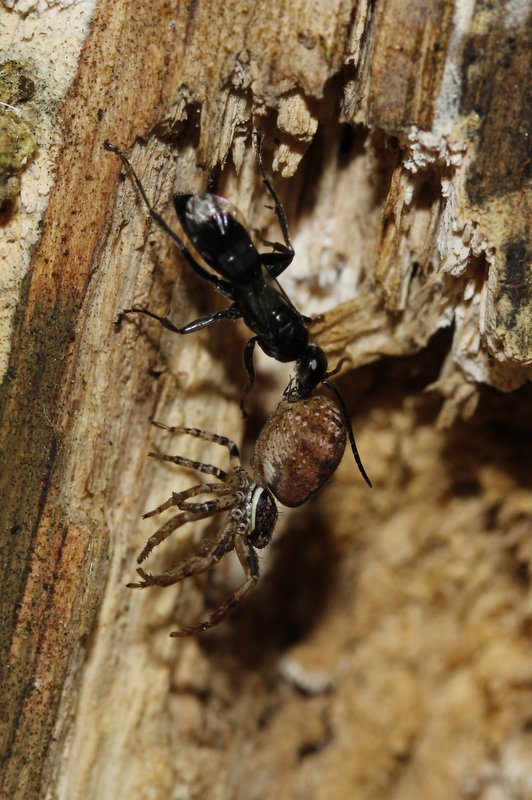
[0,1,529,798]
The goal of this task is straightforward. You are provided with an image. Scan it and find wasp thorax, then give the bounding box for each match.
[251,395,347,508]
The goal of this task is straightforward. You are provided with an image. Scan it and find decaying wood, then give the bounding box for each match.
[0,0,530,798]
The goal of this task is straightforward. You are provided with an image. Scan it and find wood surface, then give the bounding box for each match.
[0,0,530,798]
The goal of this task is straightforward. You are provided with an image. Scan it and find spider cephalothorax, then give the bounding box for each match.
[127,422,278,636]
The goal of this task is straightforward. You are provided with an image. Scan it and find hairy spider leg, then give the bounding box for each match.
[131,500,246,588]
[104,141,235,300]
[131,423,250,564]
[132,484,239,568]
[147,451,230,482]
[137,495,238,565]
[142,481,232,520]
[170,533,260,636]
[322,379,372,488]
[150,423,243,472]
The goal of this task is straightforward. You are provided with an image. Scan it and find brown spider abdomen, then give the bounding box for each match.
[251,395,346,507]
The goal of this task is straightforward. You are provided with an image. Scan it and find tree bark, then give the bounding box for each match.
[0,1,530,798]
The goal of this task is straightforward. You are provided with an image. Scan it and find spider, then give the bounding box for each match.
[127,422,278,636]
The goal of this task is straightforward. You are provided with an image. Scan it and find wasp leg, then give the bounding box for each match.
[240,336,258,417]
[253,131,294,277]
[115,304,242,334]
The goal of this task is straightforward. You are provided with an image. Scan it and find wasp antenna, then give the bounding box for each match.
[326,356,352,379]
[104,140,194,255]
[104,141,153,210]
[322,379,372,488]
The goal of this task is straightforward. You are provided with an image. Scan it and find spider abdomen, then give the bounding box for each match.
[252,395,347,508]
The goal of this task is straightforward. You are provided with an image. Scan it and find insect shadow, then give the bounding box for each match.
[104,134,371,486]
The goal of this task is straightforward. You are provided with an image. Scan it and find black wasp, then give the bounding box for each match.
[104,134,371,486]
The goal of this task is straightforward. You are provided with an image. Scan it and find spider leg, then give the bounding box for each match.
[253,131,294,277]
[150,423,243,472]
[170,534,260,636]
[137,492,239,563]
[131,507,240,587]
[115,304,241,334]
[142,482,230,519]
[134,508,209,564]
[240,336,258,417]
[104,141,235,299]
[148,451,229,482]
[176,496,243,514]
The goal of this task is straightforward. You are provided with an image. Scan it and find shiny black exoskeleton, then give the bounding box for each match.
[104,135,371,486]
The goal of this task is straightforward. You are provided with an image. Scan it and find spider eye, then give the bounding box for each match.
[249,487,277,548]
